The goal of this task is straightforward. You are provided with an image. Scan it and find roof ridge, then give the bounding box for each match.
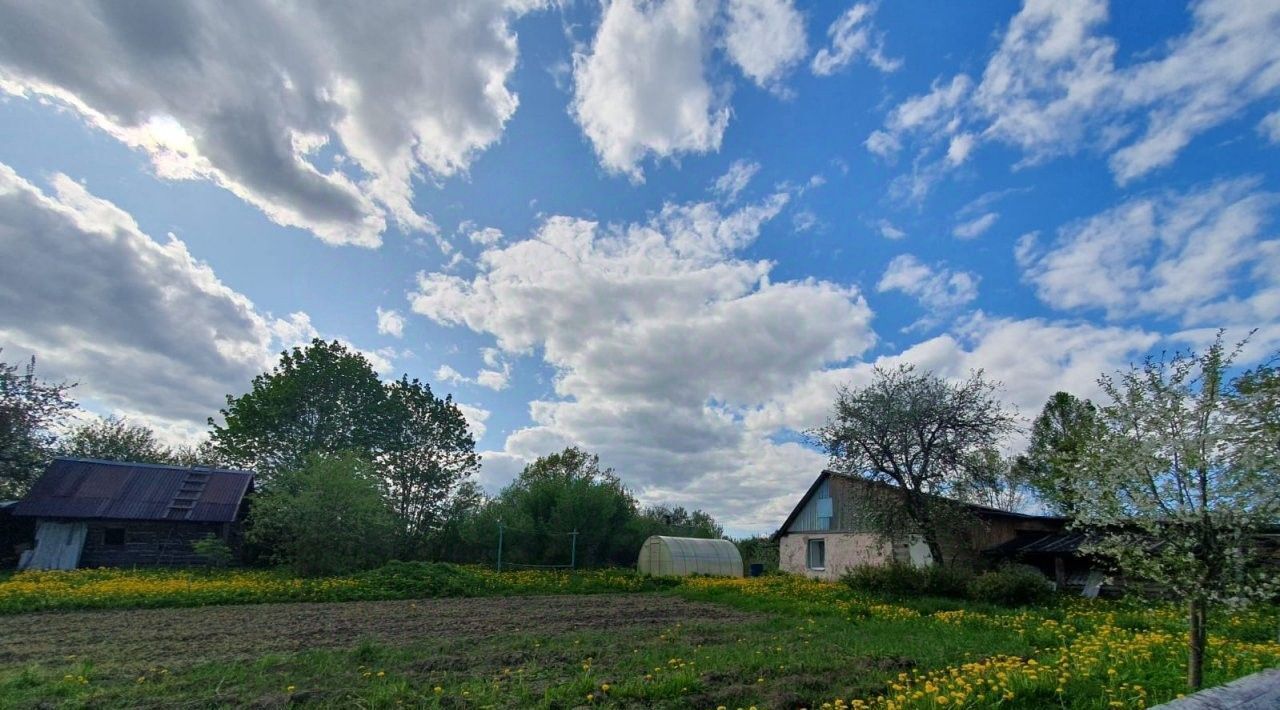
[52,456,254,476]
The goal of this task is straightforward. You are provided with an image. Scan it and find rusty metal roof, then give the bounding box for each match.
[984,531,1089,557]
[11,458,253,523]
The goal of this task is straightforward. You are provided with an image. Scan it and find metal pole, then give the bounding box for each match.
[570,530,578,570]
[496,521,504,573]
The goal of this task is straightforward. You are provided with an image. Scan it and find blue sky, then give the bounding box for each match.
[1,0,1278,534]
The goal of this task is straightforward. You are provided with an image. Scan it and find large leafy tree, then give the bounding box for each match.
[817,364,1016,565]
[1070,336,1280,690]
[211,339,479,552]
[476,448,642,568]
[1013,392,1101,515]
[210,339,389,477]
[58,416,173,465]
[380,375,480,554]
[954,447,1032,513]
[637,505,723,539]
[0,352,76,498]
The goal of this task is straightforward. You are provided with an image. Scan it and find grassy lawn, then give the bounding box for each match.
[0,566,1277,709]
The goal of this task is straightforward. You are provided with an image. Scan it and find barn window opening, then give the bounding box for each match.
[103,528,126,546]
[807,539,825,570]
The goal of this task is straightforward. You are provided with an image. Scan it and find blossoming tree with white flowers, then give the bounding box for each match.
[1070,334,1280,690]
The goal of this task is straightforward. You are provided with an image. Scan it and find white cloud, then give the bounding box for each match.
[723,0,808,91]
[792,209,819,233]
[887,75,973,136]
[877,219,906,239]
[376,307,405,338]
[435,364,468,387]
[1017,177,1279,324]
[971,0,1115,166]
[571,0,728,180]
[1107,0,1280,183]
[476,348,513,391]
[863,74,972,170]
[877,254,980,330]
[952,211,999,239]
[810,3,900,76]
[454,402,491,441]
[1259,110,1280,144]
[410,191,877,529]
[745,313,1159,449]
[0,1,544,247]
[712,159,762,202]
[476,369,511,391]
[870,0,1280,192]
[0,161,380,436]
[467,226,505,247]
[946,132,977,166]
[434,352,511,391]
[864,130,902,159]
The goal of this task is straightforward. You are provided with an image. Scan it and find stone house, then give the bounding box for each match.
[773,470,1065,581]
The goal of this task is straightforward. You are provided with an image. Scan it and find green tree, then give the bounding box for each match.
[380,376,480,555]
[477,447,642,567]
[0,352,77,498]
[817,364,1016,565]
[210,339,389,478]
[58,416,172,464]
[426,479,486,563]
[167,441,229,469]
[1013,392,1101,515]
[954,448,1032,513]
[636,505,724,538]
[211,340,479,553]
[1069,336,1280,690]
[247,452,396,576]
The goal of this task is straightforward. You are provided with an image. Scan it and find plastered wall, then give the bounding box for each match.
[779,532,893,581]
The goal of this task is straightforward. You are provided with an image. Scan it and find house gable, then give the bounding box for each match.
[775,471,882,538]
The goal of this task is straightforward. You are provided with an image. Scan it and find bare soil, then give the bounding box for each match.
[0,594,752,668]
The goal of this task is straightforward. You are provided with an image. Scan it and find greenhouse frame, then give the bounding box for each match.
[636,535,743,577]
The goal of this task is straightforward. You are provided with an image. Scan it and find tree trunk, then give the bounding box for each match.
[1188,597,1207,690]
[922,531,945,567]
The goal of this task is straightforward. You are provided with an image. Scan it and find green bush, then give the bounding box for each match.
[190,534,234,567]
[966,565,1054,606]
[247,452,397,576]
[841,562,971,598]
[358,561,486,597]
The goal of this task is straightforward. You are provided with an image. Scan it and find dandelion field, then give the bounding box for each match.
[0,567,1277,709]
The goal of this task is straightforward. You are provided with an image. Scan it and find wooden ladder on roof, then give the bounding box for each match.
[165,469,211,520]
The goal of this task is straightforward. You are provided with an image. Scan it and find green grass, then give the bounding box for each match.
[0,567,1277,709]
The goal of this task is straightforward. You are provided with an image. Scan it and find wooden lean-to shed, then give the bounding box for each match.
[636,535,743,577]
[11,458,254,570]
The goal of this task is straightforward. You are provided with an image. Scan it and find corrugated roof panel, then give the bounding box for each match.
[11,458,254,523]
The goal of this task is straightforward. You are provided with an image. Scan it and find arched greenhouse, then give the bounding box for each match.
[636,535,743,577]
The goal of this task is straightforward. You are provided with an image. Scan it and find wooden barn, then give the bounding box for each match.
[10,458,254,570]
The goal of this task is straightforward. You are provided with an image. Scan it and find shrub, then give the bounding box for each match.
[247,452,397,576]
[967,565,1054,606]
[842,562,972,598]
[190,534,234,567]
[358,561,486,598]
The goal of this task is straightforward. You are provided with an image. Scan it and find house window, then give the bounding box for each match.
[815,480,833,530]
[103,528,126,546]
[807,539,825,570]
